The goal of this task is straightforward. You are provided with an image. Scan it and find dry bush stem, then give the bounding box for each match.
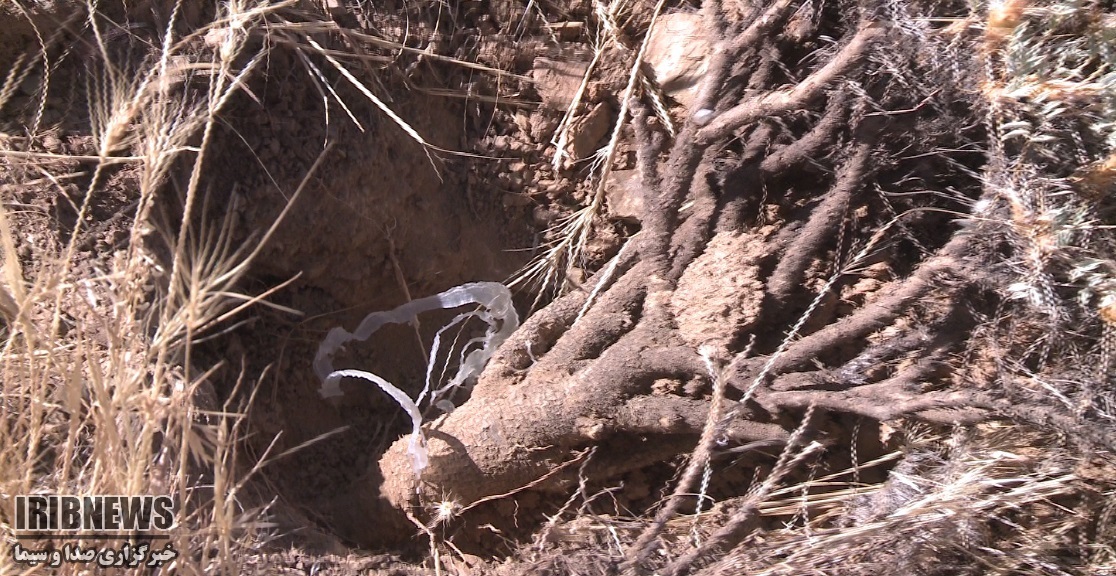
[697,23,882,144]
[766,142,873,304]
[693,0,798,114]
[663,414,826,576]
[623,350,739,571]
[744,228,976,379]
[667,149,721,280]
[760,91,850,174]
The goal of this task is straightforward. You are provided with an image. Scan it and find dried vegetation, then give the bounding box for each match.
[1,0,1115,574]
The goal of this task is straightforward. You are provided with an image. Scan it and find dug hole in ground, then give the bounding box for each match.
[2,0,1116,574]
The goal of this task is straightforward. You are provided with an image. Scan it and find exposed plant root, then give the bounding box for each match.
[386,43,839,520]
[374,8,951,517]
[358,1,1115,572]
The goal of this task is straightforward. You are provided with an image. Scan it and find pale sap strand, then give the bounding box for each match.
[314,282,518,476]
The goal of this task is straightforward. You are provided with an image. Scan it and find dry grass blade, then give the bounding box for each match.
[271,20,533,81]
[297,35,504,172]
[0,203,24,322]
[514,0,666,301]
[0,2,324,574]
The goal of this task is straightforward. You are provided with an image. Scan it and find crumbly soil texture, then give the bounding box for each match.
[4,0,1116,574]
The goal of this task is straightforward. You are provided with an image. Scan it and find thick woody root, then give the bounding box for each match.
[370,0,1002,548]
[377,263,790,513]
